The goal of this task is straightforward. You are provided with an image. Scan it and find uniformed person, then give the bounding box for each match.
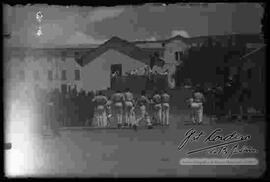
[161,90,170,126]
[193,86,206,124]
[112,90,125,128]
[152,90,162,125]
[186,97,196,124]
[137,90,151,127]
[130,102,137,130]
[92,91,108,127]
[124,88,135,127]
[105,98,112,127]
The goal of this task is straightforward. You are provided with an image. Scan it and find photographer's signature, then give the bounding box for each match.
[178,128,258,158]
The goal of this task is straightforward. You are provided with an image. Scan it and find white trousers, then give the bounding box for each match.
[162,103,170,125]
[154,104,162,124]
[190,103,203,123]
[96,105,107,127]
[125,102,133,125]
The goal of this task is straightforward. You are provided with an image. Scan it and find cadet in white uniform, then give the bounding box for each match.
[152,91,162,125]
[124,88,135,127]
[105,98,112,127]
[137,90,152,127]
[161,90,170,126]
[187,97,196,124]
[92,91,108,127]
[112,90,125,128]
[193,86,206,124]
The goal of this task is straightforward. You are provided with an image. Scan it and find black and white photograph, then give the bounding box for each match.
[3,2,267,178]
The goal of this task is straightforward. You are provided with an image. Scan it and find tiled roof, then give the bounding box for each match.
[79,36,152,66]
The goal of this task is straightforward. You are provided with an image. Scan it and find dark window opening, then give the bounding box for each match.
[111,64,122,77]
[175,51,183,61]
[62,70,67,81]
[75,69,80,80]
[175,52,178,61]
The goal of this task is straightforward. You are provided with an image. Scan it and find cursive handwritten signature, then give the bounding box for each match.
[178,128,257,158]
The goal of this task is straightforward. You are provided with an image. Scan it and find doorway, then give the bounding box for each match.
[111,64,122,77]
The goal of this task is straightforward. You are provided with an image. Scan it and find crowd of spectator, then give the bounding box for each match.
[29,86,96,131]
[192,75,261,121]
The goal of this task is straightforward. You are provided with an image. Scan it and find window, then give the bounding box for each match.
[62,70,67,80]
[33,70,40,80]
[175,51,183,61]
[48,70,53,81]
[19,70,25,81]
[111,64,122,77]
[74,52,79,61]
[175,52,178,61]
[75,69,80,80]
[61,52,66,61]
[74,52,79,57]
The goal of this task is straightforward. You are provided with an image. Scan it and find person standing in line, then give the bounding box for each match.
[105,97,112,127]
[152,90,162,126]
[111,90,125,128]
[186,97,196,124]
[193,85,206,124]
[92,91,108,127]
[124,88,135,127]
[161,89,170,126]
[130,102,137,130]
[137,90,151,128]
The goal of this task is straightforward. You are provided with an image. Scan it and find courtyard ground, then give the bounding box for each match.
[5,110,266,178]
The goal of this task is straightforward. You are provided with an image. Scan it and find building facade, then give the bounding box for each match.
[4,34,264,93]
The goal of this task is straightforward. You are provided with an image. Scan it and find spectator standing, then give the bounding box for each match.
[161,90,170,126]
[192,85,206,124]
[137,90,151,128]
[111,90,125,128]
[123,88,135,127]
[92,91,108,127]
[152,90,162,125]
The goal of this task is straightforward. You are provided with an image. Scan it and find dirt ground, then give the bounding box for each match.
[5,111,266,178]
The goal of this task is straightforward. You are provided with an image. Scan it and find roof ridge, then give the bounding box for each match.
[80,36,151,66]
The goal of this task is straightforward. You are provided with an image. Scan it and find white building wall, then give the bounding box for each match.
[163,40,188,88]
[164,40,188,64]
[81,49,147,92]
[59,56,83,92]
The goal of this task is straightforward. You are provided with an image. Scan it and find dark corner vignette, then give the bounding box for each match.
[2,1,268,179]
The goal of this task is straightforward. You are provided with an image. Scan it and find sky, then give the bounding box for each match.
[3,3,264,47]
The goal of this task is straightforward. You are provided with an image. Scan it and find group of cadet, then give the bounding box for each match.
[91,89,170,129]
